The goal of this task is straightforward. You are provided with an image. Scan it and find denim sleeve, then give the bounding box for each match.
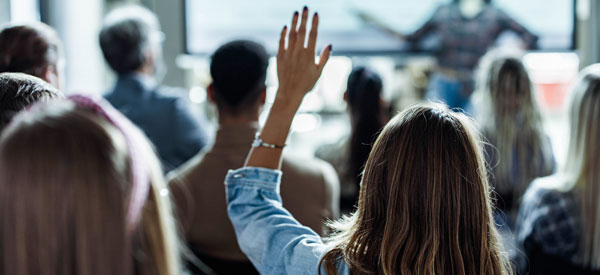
[225,167,334,274]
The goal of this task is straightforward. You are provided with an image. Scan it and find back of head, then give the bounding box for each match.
[99,5,161,75]
[565,64,600,268]
[0,98,180,275]
[0,23,61,79]
[475,52,552,198]
[321,104,508,275]
[210,40,268,115]
[345,67,384,186]
[0,72,62,131]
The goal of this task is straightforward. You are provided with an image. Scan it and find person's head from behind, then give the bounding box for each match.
[564,64,600,268]
[476,51,538,121]
[344,66,386,185]
[0,72,63,131]
[0,96,180,275]
[321,103,509,275]
[475,51,551,194]
[99,5,164,77]
[208,39,269,123]
[0,23,64,89]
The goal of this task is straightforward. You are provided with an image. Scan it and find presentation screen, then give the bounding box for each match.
[185,0,574,55]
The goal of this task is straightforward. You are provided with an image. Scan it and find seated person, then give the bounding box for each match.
[0,72,63,131]
[473,51,555,223]
[100,5,209,172]
[0,94,182,275]
[0,22,64,88]
[316,66,387,213]
[224,8,509,274]
[168,39,339,275]
[516,64,600,275]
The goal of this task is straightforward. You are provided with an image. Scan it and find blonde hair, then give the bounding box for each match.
[320,103,510,275]
[561,64,600,268]
[0,98,181,275]
[474,51,554,213]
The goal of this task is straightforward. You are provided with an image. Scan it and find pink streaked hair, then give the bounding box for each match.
[69,94,150,233]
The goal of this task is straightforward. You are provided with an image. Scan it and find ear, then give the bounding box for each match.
[43,65,59,89]
[141,48,155,74]
[343,91,348,102]
[207,84,216,104]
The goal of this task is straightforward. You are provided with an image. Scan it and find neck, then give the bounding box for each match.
[136,62,154,76]
[459,0,485,17]
[218,113,260,127]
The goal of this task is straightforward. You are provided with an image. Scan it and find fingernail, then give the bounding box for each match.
[283,26,287,31]
[328,45,333,51]
[303,6,308,11]
[294,11,299,16]
[314,12,318,17]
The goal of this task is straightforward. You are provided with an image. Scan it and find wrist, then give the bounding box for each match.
[273,92,303,115]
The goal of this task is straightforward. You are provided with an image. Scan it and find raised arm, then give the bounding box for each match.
[245,7,331,169]
[498,8,539,49]
[225,7,340,274]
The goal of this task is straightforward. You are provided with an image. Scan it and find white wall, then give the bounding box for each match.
[45,0,106,95]
[578,0,600,67]
[145,0,187,87]
[0,0,10,24]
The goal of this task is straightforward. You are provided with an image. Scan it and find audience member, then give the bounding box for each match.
[516,64,600,275]
[168,39,340,275]
[0,93,181,275]
[0,23,64,88]
[100,5,209,172]
[225,8,509,274]
[473,51,555,224]
[0,72,63,131]
[316,66,386,213]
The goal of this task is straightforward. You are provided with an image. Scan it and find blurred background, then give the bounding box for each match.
[0,0,595,166]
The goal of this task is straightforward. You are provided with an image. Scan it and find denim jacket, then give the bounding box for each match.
[225,167,350,275]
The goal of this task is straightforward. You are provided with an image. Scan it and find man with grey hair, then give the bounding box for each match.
[100,5,209,172]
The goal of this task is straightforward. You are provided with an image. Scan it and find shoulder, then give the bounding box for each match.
[167,150,209,186]
[284,155,332,178]
[519,176,579,255]
[283,155,339,187]
[152,85,190,105]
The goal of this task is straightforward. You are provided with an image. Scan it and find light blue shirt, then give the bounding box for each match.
[225,167,350,275]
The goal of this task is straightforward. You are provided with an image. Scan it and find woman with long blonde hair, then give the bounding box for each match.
[516,64,600,274]
[224,7,510,274]
[473,51,555,221]
[0,92,181,274]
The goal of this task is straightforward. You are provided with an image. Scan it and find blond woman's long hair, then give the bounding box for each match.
[474,52,554,213]
[0,98,181,275]
[561,64,600,268]
[320,103,510,275]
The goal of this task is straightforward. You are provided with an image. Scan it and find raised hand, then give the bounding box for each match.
[244,7,331,169]
[276,7,331,103]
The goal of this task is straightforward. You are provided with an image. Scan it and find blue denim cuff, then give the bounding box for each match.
[225,167,282,192]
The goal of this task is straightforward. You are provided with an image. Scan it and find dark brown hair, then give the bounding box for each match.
[0,23,61,78]
[320,103,510,275]
[346,67,384,209]
[0,72,63,131]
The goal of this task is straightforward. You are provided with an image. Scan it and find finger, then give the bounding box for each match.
[307,13,319,53]
[317,44,332,72]
[288,11,299,50]
[297,6,309,48]
[278,25,288,55]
